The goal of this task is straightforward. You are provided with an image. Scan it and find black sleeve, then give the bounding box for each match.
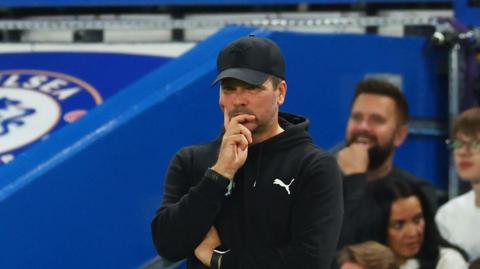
[219,155,344,269]
[151,148,228,261]
[336,173,368,250]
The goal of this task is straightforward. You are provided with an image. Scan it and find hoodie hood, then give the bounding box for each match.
[249,111,313,152]
[231,111,314,196]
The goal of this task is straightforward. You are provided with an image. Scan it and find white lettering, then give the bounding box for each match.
[39,79,67,94]
[22,76,48,89]
[0,74,87,102]
[3,75,20,87]
[51,87,81,100]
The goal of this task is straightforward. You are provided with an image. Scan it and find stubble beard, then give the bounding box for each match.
[253,104,280,137]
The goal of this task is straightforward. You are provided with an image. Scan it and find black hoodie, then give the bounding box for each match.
[151,112,343,269]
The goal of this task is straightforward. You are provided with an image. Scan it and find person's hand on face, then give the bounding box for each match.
[211,109,255,180]
[337,142,369,176]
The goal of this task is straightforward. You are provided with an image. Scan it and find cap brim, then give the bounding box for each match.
[211,68,270,86]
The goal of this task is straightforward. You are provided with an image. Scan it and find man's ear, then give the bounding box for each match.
[277,81,287,105]
[394,124,409,147]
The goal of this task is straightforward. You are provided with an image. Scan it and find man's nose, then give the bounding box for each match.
[355,119,371,132]
[232,89,248,106]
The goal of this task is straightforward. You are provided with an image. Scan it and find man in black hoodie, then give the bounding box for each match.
[151,35,343,269]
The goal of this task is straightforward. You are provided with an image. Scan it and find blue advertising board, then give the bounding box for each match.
[0,52,171,165]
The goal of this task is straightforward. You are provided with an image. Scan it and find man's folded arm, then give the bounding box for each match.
[151,149,227,261]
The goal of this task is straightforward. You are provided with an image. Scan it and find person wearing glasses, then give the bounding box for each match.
[435,107,480,262]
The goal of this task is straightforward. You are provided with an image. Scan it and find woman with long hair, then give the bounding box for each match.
[368,179,468,269]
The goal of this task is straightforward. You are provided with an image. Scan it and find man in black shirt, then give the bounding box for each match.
[335,78,437,249]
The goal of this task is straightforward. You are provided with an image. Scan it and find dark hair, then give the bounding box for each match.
[338,241,399,269]
[452,107,480,138]
[470,257,480,269]
[270,75,283,89]
[353,78,410,125]
[369,179,468,269]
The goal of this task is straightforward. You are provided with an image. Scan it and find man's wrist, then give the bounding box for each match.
[205,168,231,188]
[342,168,367,176]
[210,165,234,180]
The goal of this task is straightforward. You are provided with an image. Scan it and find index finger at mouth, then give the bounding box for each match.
[234,114,255,124]
[238,124,253,144]
[223,108,230,129]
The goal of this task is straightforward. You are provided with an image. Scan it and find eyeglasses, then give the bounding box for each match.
[445,139,480,152]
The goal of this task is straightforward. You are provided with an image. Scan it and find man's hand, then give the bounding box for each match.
[337,143,369,175]
[211,109,254,179]
[194,226,222,267]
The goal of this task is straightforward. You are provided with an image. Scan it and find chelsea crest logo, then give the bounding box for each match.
[0,70,102,165]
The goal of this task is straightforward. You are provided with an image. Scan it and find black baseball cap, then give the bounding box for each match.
[212,35,285,86]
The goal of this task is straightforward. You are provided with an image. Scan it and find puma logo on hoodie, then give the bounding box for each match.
[273,178,295,195]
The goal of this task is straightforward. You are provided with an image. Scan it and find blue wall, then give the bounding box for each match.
[0,26,449,268]
[273,32,449,187]
[454,0,480,27]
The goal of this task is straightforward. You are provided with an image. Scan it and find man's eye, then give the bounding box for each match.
[350,114,362,122]
[370,115,386,124]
